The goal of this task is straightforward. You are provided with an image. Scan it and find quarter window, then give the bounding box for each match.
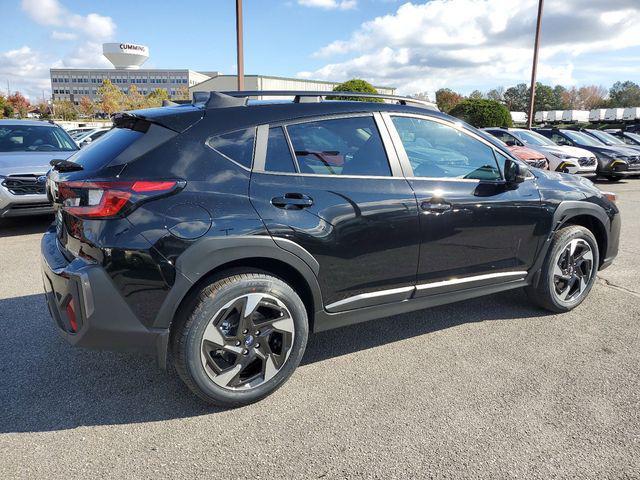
[286,116,391,176]
[207,127,256,169]
[391,116,501,181]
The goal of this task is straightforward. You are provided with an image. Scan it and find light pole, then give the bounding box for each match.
[527,0,544,129]
[236,0,245,91]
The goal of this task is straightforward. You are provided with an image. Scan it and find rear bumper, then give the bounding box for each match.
[40,229,166,353]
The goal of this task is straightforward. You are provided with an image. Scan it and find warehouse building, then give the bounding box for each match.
[189,74,396,98]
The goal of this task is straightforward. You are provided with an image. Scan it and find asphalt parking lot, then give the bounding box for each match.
[1,181,639,479]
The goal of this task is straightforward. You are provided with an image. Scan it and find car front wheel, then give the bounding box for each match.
[172,272,308,407]
[526,225,599,313]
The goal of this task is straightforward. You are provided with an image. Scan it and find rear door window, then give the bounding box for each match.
[286,116,391,176]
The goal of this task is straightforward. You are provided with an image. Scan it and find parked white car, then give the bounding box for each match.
[74,128,111,148]
[483,127,598,175]
[562,110,589,123]
[589,109,607,122]
[623,107,640,122]
[605,108,624,122]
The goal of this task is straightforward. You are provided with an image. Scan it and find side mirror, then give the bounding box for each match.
[504,158,528,184]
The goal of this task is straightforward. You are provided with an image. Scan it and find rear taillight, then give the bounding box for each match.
[57,180,182,219]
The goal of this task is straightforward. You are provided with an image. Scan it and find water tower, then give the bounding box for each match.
[102,43,149,69]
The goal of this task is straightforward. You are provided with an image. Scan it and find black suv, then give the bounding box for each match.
[534,127,638,181]
[42,91,620,406]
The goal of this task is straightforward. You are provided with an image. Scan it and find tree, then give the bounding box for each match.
[533,83,557,112]
[469,90,484,100]
[577,85,608,109]
[53,100,78,121]
[435,88,463,113]
[175,86,190,101]
[449,99,513,128]
[329,78,382,102]
[97,79,125,116]
[125,85,146,110]
[0,95,6,119]
[503,83,529,112]
[145,88,170,108]
[609,81,640,107]
[486,87,505,103]
[7,92,30,118]
[37,101,51,119]
[79,96,96,117]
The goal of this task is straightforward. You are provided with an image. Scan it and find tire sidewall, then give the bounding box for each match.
[184,276,308,406]
[545,227,599,311]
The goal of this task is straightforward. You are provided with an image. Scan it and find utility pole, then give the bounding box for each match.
[236,0,245,91]
[527,0,544,129]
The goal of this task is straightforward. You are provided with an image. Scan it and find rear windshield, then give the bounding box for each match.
[0,125,78,152]
[67,127,143,171]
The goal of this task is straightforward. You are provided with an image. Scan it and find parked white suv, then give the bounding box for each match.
[483,128,597,175]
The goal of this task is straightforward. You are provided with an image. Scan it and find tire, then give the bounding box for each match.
[525,225,599,313]
[172,272,309,407]
[606,176,622,182]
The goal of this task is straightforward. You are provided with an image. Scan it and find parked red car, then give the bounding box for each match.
[506,143,549,170]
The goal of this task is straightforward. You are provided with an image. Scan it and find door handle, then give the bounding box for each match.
[271,193,314,210]
[420,200,451,212]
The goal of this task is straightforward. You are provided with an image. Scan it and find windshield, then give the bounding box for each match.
[625,132,640,143]
[512,130,557,146]
[563,130,605,147]
[588,130,626,145]
[0,124,78,153]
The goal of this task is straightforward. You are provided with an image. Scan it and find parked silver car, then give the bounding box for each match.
[0,120,78,217]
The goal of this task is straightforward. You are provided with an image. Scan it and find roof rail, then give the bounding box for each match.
[191,90,439,111]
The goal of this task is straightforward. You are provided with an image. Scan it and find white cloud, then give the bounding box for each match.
[51,31,77,41]
[0,46,54,100]
[2,1,119,99]
[22,0,116,40]
[300,0,640,94]
[297,0,357,10]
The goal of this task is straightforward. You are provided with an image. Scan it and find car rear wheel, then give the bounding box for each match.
[605,176,622,182]
[172,272,308,407]
[525,225,599,313]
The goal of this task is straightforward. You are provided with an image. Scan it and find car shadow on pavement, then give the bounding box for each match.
[0,289,547,434]
[0,215,52,238]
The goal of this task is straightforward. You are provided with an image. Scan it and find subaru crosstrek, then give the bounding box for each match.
[42,91,621,406]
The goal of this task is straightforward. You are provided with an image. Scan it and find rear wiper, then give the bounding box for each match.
[50,159,83,172]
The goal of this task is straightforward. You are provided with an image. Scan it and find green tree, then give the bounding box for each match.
[609,81,640,107]
[469,90,484,100]
[435,88,463,113]
[449,99,513,128]
[97,79,125,115]
[145,88,170,108]
[53,100,78,121]
[0,95,6,118]
[533,83,557,112]
[125,85,146,110]
[37,101,51,119]
[329,78,382,102]
[486,87,505,103]
[503,83,529,112]
[7,92,30,118]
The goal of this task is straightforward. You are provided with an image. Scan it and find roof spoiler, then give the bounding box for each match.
[192,91,248,108]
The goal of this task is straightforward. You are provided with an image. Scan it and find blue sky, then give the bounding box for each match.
[2,0,640,100]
